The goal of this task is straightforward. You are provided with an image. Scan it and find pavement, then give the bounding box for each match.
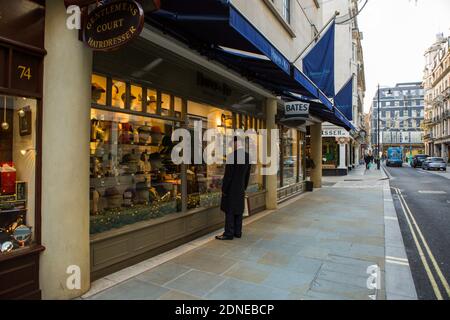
[386,163,450,300]
[82,165,417,300]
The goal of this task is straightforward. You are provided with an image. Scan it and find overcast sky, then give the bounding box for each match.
[358,0,450,113]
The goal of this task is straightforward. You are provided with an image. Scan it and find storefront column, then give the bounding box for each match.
[338,142,346,169]
[41,1,92,299]
[265,98,278,209]
[441,143,448,160]
[310,123,322,188]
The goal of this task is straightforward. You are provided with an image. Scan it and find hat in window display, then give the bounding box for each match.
[121,93,137,106]
[150,126,162,144]
[138,125,152,144]
[122,187,136,207]
[135,180,150,204]
[119,123,134,144]
[104,187,122,209]
[91,83,106,104]
[149,152,163,170]
[122,149,139,174]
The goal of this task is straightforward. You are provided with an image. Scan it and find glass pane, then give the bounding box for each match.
[283,129,298,186]
[130,84,142,112]
[89,109,181,235]
[322,137,338,168]
[161,93,171,116]
[174,96,182,118]
[111,79,126,109]
[186,101,234,209]
[91,74,107,105]
[0,95,37,255]
[146,89,157,114]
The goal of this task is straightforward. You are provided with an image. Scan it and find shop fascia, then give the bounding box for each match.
[171,122,279,175]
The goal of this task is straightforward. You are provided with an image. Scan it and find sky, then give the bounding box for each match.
[358,0,450,113]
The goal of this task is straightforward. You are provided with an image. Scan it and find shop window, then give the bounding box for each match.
[130,84,142,112]
[91,74,107,105]
[322,137,338,168]
[0,96,36,255]
[146,89,157,114]
[111,79,126,109]
[186,102,232,209]
[282,128,298,186]
[89,109,181,235]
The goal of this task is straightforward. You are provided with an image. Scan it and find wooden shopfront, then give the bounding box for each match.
[0,0,45,299]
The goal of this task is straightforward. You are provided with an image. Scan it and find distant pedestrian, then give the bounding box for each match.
[364,154,370,169]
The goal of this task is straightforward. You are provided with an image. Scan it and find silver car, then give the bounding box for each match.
[422,157,447,171]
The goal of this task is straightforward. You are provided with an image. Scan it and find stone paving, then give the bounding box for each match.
[85,166,405,300]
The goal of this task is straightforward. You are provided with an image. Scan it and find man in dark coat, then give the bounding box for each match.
[216,137,251,240]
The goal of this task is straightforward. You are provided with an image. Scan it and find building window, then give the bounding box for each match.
[282,0,291,24]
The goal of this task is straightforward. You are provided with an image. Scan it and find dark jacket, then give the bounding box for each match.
[220,149,251,215]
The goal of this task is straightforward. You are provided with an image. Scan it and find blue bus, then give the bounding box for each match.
[386,147,403,167]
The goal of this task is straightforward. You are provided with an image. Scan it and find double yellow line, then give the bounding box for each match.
[392,187,450,300]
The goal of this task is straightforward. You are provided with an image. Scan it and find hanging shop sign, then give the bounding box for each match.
[82,0,145,51]
[284,101,310,118]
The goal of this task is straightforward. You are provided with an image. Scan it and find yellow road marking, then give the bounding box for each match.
[399,188,450,297]
[393,187,443,300]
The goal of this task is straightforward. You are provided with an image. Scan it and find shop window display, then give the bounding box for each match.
[186,102,230,210]
[0,96,36,254]
[89,109,181,234]
[323,137,338,168]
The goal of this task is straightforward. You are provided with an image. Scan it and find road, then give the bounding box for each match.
[385,164,450,300]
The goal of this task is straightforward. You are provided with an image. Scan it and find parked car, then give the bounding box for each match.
[412,154,429,168]
[422,157,447,171]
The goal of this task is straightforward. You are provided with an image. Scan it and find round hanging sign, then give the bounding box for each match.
[83,0,145,51]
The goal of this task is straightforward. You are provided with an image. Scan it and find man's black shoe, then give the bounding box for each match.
[234,234,242,238]
[215,235,233,240]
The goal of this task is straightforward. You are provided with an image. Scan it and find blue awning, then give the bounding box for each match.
[147,0,354,130]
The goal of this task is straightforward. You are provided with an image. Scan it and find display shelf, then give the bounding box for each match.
[0,208,27,215]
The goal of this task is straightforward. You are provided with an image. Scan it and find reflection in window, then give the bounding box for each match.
[89,109,181,234]
[282,129,298,186]
[186,101,243,209]
[0,96,37,255]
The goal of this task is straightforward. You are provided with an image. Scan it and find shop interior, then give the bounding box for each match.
[0,95,36,255]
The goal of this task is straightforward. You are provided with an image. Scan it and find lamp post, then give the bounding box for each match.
[377,84,381,170]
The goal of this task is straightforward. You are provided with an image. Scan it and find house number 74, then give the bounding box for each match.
[17,65,32,80]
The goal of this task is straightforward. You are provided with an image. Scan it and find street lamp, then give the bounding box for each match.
[377,85,392,169]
